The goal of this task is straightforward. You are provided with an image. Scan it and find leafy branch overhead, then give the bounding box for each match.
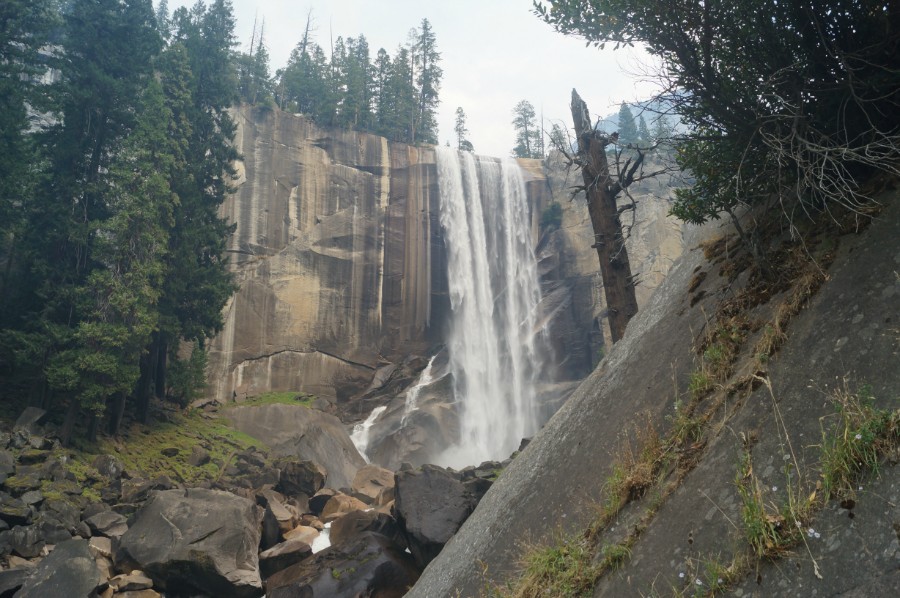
[536,0,900,235]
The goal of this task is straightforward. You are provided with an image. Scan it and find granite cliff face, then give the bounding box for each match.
[206,106,553,406]
[207,107,685,435]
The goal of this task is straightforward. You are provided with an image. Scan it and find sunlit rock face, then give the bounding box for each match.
[207,106,552,406]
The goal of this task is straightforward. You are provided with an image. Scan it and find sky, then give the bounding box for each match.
[162,0,659,157]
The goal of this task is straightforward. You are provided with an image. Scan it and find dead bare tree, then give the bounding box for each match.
[569,89,669,343]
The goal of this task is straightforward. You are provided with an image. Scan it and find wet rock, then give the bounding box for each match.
[330,510,405,549]
[308,489,336,516]
[351,464,394,504]
[265,532,419,598]
[115,488,262,598]
[393,464,477,569]
[117,590,161,598]
[320,493,368,522]
[16,539,99,598]
[259,539,313,580]
[283,525,319,545]
[85,510,128,539]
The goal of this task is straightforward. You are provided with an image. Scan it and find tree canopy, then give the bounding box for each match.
[535,0,900,229]
[0,0,240,442]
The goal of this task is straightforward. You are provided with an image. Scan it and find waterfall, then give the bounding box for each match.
[435,147,544,468]
[402,355,437,424]
[350,406,387,463]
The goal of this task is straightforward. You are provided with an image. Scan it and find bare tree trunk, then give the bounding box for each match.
[570,89,639,343]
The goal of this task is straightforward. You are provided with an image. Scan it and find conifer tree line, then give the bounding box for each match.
[0,0,241,443]
[240,13,444,145]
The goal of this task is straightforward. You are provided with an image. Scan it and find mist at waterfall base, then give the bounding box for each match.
[431,147,548,469]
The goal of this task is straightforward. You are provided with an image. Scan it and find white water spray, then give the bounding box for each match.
[350,406,386,463]
[402,355,437,424]
[435,147,544,468]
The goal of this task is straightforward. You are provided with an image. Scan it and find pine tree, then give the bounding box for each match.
[22,0,163,440]
[454,107,473,151]
[0,0,57,313]
[512,100,541,158]
[637,115,650,145]
[411,19,442,144]
[616,104,638,146]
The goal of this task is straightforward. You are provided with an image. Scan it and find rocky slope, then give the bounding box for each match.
[407,190,900,596]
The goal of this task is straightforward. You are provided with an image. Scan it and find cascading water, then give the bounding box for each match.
[435,146,545,468]
[402,355,437,424]
[350,406,386,463]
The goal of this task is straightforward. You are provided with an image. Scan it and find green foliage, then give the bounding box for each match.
[0,0,240,440]
[536,0,900,224]
[454,107,472,151]
[231,391,316,408]
[277,18,441,144]
[512,534,600,597]
[616,104,637,146]
[166,345,209,407]
[819,383,899,501]
[512,99,543,159]
[540,202,563,231]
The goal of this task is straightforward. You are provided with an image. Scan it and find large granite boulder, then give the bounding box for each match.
[350,464,394,503]
[115,488,262,598]
[393,465,477,569]
[228,404,364,489]
[15,539,99,598]
[330,510,405,549]
[259,539,313,580]
[265,532,419,598]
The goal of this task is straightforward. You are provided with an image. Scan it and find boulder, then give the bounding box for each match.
[91,455,124,481]
[275,459,325,498]
[393,464,477,569]
[283,525,319,546]
[330,510,405,549]
[0,494,32,526]
[265,532,419,598]
[259,539,313,579]
[6,525,44,558]
[15,539,99,598]
[0,451,15,476]
[88,536,113,559]
[320,493,368,522]
[115,488,262,598]
[351,464,394,503]
[0,567,30,597]
[308,489,336,516]
[188,446,211,467]
[109,571,154,592]
[12,408,47,434]
[228,404,365,489]
[85,510,128,539]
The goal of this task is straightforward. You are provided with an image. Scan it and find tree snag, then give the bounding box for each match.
[570,89,640,343]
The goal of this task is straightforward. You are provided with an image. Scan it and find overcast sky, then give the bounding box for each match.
[162,0,658,157]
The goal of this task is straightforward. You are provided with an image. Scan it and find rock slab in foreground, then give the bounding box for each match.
[15,538,99,598]
[265,531,418,598]
[115,488,262,598]
[393,464,477,569]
